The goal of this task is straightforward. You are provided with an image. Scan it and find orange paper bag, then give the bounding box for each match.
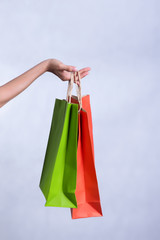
[71,94,103,219]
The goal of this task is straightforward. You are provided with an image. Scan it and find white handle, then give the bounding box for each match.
[66,71,82,111]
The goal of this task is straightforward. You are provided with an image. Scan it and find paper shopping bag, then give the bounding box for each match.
[39,98,78,208]
[70,94,103,219]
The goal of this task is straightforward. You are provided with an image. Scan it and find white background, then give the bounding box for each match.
[0,0,160,239]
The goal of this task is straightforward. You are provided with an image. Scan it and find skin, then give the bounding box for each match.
[0,58,91,108]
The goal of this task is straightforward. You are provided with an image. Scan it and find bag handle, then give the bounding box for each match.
[66,71,82,111]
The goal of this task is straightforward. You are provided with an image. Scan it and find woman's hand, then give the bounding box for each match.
[0,58,91,108]
[46,59,91,85]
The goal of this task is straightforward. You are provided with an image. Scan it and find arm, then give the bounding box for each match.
[0,58,91,108]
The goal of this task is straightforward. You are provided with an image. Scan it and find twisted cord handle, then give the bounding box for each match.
[66,71,82,111]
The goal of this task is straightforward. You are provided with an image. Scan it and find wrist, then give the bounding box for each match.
[43,59,51,72]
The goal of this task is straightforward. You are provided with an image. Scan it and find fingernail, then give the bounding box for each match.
[72,67,78,72]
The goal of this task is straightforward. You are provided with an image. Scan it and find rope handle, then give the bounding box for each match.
[66,71,82,111]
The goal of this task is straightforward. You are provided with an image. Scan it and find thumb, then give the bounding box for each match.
[62,64,78,72]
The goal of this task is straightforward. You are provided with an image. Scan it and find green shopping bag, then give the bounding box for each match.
[39,96,78,208]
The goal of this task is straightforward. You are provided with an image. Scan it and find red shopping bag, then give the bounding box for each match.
[70,94,103,219]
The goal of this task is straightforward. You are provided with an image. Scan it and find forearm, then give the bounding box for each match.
[0,59,49,108]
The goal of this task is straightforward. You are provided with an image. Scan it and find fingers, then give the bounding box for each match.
[76,67,91,81]
[61,64,78,72]
[76,67,91,83]
[79,67,91,73]
[80,71,90,78]
[73,70,90,86]
[61,64,91,74]
[60,64,91,85]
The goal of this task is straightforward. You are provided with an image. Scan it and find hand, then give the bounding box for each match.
[46,59,91,85]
